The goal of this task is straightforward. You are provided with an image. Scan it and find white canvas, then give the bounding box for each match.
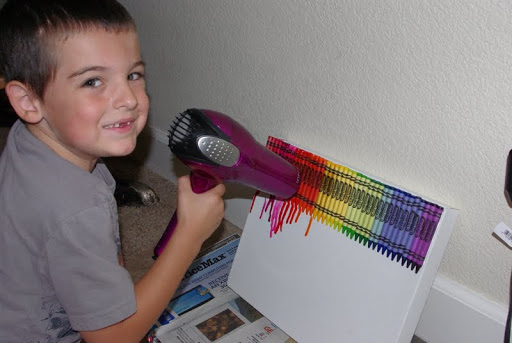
[229,163,458,343]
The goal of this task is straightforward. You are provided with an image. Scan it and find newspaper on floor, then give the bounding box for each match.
[148,234,295,343]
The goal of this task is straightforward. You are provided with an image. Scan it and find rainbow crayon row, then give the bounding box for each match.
[251,137,444,273]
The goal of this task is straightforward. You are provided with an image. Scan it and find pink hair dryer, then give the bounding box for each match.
[153,108,300,257]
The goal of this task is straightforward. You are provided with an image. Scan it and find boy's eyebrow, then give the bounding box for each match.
[132,61,145,69]
[68,66,106,79]
[68,61,145,79]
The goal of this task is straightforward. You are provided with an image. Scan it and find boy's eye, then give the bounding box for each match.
[128,72,144,81]
[82,78,102,88]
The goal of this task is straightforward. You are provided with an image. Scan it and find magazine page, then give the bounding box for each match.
[156,288,292,343]
[175,234,241,297]
[148,235,242,336]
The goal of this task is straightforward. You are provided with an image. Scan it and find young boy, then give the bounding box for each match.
[0,1,225,342]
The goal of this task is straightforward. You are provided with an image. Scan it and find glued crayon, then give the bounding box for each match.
[395,191,414,264]
[368,181,385,250]
[418,202,442,269]
[400,193,419,266]
[340,168,354,236]
[343,168,358,240]
[310,154,325,217]
[328,163,343,228]
[320,161,336,225]
[357,174,372,245]
[314,168,328,223]
[387,190,402,261]
[358,176,372,246]
[409,199,429,269]
[303,151,317,215]
[351,173,365,243]
[299,154,313,212]
[397,190,413,263]
[415,203,433,271]
[386,189,403,261]
[336,166,351,232]
[376,185,393,254]
[372,184,386,251]
[351,173,362,239]
[326,163,342,228]
[380,186,397,256]
[328,164,343,228]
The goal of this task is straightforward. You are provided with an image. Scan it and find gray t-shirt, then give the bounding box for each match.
[0,121,137,342]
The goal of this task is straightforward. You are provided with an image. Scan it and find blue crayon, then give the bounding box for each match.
[375,186,390,253]
[368,183,384,249]
[384,186,400,257]
[385,190,400,260]
[389,188,404,259]
[387,189,404,261]
[389,190,404,262]
[378,186,395,255]
[367,181,384,249]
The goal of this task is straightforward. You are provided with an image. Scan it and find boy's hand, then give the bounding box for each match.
[173,175,226,245]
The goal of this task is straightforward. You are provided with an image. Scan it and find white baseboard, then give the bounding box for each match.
[416,275,508,343]
[143,125,510,343]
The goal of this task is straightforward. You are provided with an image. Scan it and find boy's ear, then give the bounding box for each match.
[4,81,43,124]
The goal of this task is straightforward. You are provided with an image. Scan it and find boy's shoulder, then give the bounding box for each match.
[1,121,116,215]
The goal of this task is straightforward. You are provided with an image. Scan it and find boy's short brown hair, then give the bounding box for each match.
[0,0,136,98]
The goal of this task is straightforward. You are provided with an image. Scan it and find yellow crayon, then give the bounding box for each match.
[358,175,374,245]
[313,170,327,223]
[322,161,337,226]
[328,163,343,228]
[336,165,350,232]
[316,162,329,223]
[362,176,378,243]
[351,173,365,242]
[342,168,357,237]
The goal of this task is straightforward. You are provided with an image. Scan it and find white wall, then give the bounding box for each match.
[120,0,511,323]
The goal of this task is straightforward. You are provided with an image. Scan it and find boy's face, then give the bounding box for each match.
[34,29,149,170]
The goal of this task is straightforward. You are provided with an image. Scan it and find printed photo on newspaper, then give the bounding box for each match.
[147,234,296,343]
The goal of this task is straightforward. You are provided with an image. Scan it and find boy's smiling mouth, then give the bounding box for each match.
[103,120,134,129]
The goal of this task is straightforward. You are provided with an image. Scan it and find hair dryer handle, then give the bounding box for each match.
[153,171,219,258]
[190,170,219,193]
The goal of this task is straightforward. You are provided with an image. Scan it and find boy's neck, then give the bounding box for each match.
[26,123,98,172]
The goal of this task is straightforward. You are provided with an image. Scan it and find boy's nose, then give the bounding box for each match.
[112,81,138,110]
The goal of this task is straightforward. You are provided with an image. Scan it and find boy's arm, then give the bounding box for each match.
[80,175,225,343]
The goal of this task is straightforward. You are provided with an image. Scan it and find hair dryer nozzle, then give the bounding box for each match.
[169,108,300,199]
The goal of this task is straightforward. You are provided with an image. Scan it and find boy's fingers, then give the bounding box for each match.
[210,183,226,197]
[177,175,192,191]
